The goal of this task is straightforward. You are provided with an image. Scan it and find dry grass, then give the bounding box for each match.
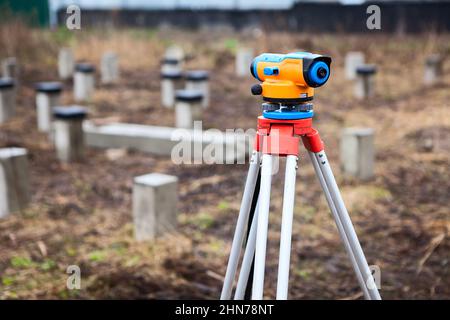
[0,15,57,70]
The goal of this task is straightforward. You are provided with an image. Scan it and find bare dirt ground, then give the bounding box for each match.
[0,26,449,299]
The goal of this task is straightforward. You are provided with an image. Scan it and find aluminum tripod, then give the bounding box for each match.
[220,115,381,300]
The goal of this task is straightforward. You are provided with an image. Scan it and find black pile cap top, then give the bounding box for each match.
[0,77,15,89]
[185,70,209,81]
[425,54,442,66]
[161,70,183,79]
[53,106,87,120]
[161,58,181,65]
[75,62,95,73]
[356,64,377,75]
[35,81,63,94]
[175,89,203,102]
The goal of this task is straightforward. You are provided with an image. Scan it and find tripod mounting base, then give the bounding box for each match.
[255,116,323,156]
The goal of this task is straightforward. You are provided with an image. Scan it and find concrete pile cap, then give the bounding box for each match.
[0,77,15,89]
[0,147,27,160]
[175,89,203,102]
[75,62,95,73]
[185,70,209,81]
[35,81,63,93]
[161,70,183,79]
[53,106,88,120]
[134,173,178,187]
[161,58,180,65]
[425,54,442,66]
[356,64,377,75]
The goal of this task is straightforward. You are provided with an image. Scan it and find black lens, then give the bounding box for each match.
[317,67,327,79]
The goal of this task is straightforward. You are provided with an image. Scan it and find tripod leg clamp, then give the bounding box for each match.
[301,129,324,153]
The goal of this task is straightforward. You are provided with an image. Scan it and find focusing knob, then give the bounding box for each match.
[251,84,263,95]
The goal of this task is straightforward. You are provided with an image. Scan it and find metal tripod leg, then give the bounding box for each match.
[252,154,273,299]
[308,151,370,299]
[243,171,261,300]
[221,151,261,300]
[312,150,381,300]
[234,202,259,299]
[276,155,298,299]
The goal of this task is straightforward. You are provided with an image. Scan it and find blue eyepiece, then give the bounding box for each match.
[308,61,330,87]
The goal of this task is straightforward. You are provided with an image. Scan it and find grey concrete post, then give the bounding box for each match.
[0,78,16,123]
[340,127,375,180]
[101,52,119,84]
[2,57,18,80]
[35,82,63,132]
[133,173,178,241]
[161,70,183,108]
[345,52,365,80]
[58,48,75,80]
[185,70,209,108]
[0,148,30,218]
[53,106,87,162]
[236,48,254,77]
[354,65,377,99]
[74,63,95,102]
[424,54,443,86]
[175,90,203,129]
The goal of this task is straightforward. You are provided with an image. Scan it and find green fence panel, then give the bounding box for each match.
[0,0,50,26]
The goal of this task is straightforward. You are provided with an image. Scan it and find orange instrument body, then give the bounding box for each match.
[250,52,331,103]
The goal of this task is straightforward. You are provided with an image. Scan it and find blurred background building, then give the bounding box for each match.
[0,0,450,32]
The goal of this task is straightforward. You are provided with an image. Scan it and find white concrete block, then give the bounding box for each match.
[35,82,63,132]
[74,63,95,102]
[345,52,365,80]
[175,90,203,129]
[0,148,30,218]
[161,58,183,73]
[161,71,183,108]
[53,106,87,162]
[0,78,16,123]
[133,173,178,241]
[340,127,375,180]
[84,122,179,155]
[2,57,18,80]
[424,54,443,86]
[101,52,119,84]
[354,65,377,99]
[83,122,251,163]
[236,48,254,77]
[58,48,75,80]
[185,70,209,109]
